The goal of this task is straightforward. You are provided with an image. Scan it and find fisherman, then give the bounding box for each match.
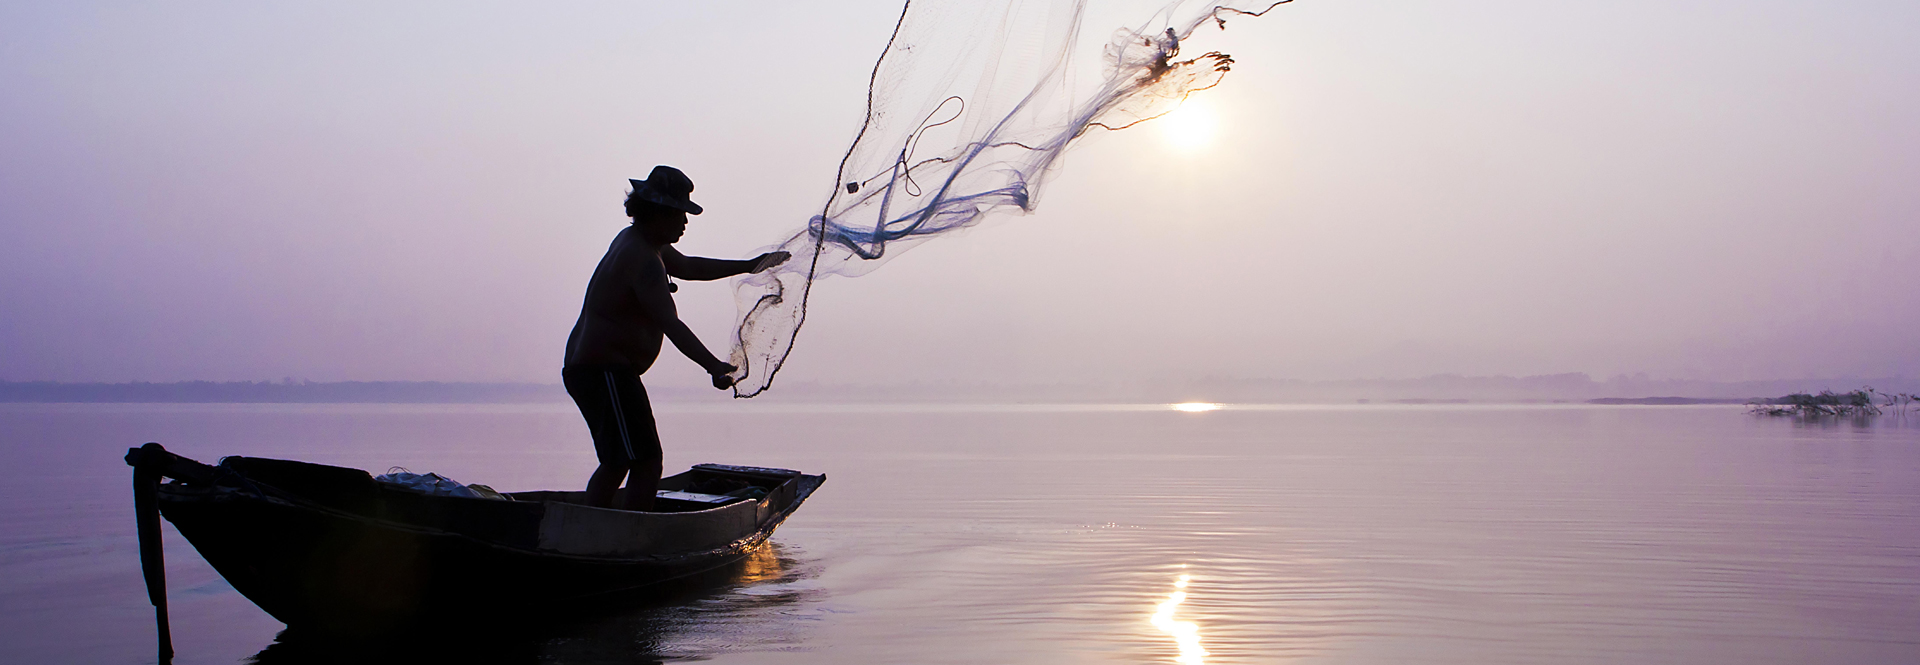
[563,165,788,511]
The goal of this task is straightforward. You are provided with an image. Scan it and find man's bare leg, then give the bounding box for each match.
[586,462,629,508]
[620,455,663,512]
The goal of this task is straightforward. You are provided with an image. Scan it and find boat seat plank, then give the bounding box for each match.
[655,490,737,504]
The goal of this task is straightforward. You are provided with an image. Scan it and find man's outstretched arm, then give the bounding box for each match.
[630,260,736,389]
[662,246,790,281]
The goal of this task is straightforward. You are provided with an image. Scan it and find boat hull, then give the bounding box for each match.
[146,456,822,636]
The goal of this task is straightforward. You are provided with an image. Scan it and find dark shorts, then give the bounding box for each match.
[562,365,661,466]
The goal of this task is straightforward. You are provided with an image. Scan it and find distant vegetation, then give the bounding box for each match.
[0,380,565,404]
[1587,397,1749,405]
[1748,388,1918,418]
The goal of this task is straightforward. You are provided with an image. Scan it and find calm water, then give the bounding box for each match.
[2,402,1917,664]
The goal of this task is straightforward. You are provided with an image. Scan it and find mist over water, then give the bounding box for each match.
[5,402,1917,663]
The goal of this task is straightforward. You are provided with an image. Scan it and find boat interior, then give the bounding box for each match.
[508,464,801,513]
[198,456,803,515]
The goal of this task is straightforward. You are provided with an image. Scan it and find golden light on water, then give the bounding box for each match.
[1171,402,1221,413]
[734,543,785,585]
[1151,573,1208,664]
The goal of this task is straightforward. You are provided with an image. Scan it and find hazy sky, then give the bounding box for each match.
[3,0,1916,389]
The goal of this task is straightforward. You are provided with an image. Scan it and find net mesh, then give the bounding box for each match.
[728,0,1291,397]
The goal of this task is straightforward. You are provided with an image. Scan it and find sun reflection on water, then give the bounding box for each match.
[1150,573,1208,664]
[735,543,785,585]
[1171,402,1221,413]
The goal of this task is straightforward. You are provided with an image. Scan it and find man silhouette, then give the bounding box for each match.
[563,166,787,510]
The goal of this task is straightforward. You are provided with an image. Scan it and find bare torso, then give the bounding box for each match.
[565,226,670,372]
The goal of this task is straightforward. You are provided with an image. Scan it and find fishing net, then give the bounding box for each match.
[727,0,1292,397]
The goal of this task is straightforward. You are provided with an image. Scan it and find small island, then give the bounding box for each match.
[1749,388,1917,418]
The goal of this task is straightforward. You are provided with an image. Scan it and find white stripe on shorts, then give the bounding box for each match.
[604,371,635,460]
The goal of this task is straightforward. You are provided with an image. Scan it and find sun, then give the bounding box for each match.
[1158,95,1219,152]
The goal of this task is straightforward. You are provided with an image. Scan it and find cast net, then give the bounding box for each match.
[727,0,1292,397]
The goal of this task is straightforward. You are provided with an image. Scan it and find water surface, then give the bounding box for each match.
[2,402,1916,664]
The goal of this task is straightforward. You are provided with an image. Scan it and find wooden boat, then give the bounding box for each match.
[124,443,824,653]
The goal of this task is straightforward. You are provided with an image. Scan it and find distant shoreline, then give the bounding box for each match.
[0,379,1770,405]
[0,380,570,404]
[1582,397,1752,405]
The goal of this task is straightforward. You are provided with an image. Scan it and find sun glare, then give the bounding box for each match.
[1172,402,1221,413]
[1158,96,1218,151]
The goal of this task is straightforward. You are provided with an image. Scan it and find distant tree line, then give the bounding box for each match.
[0,380,566,403]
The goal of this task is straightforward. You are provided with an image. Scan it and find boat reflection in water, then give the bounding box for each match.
[247,542,819,664]
[1150,571,1208,665]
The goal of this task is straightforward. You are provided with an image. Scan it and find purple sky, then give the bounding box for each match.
[2,0,1916,388]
